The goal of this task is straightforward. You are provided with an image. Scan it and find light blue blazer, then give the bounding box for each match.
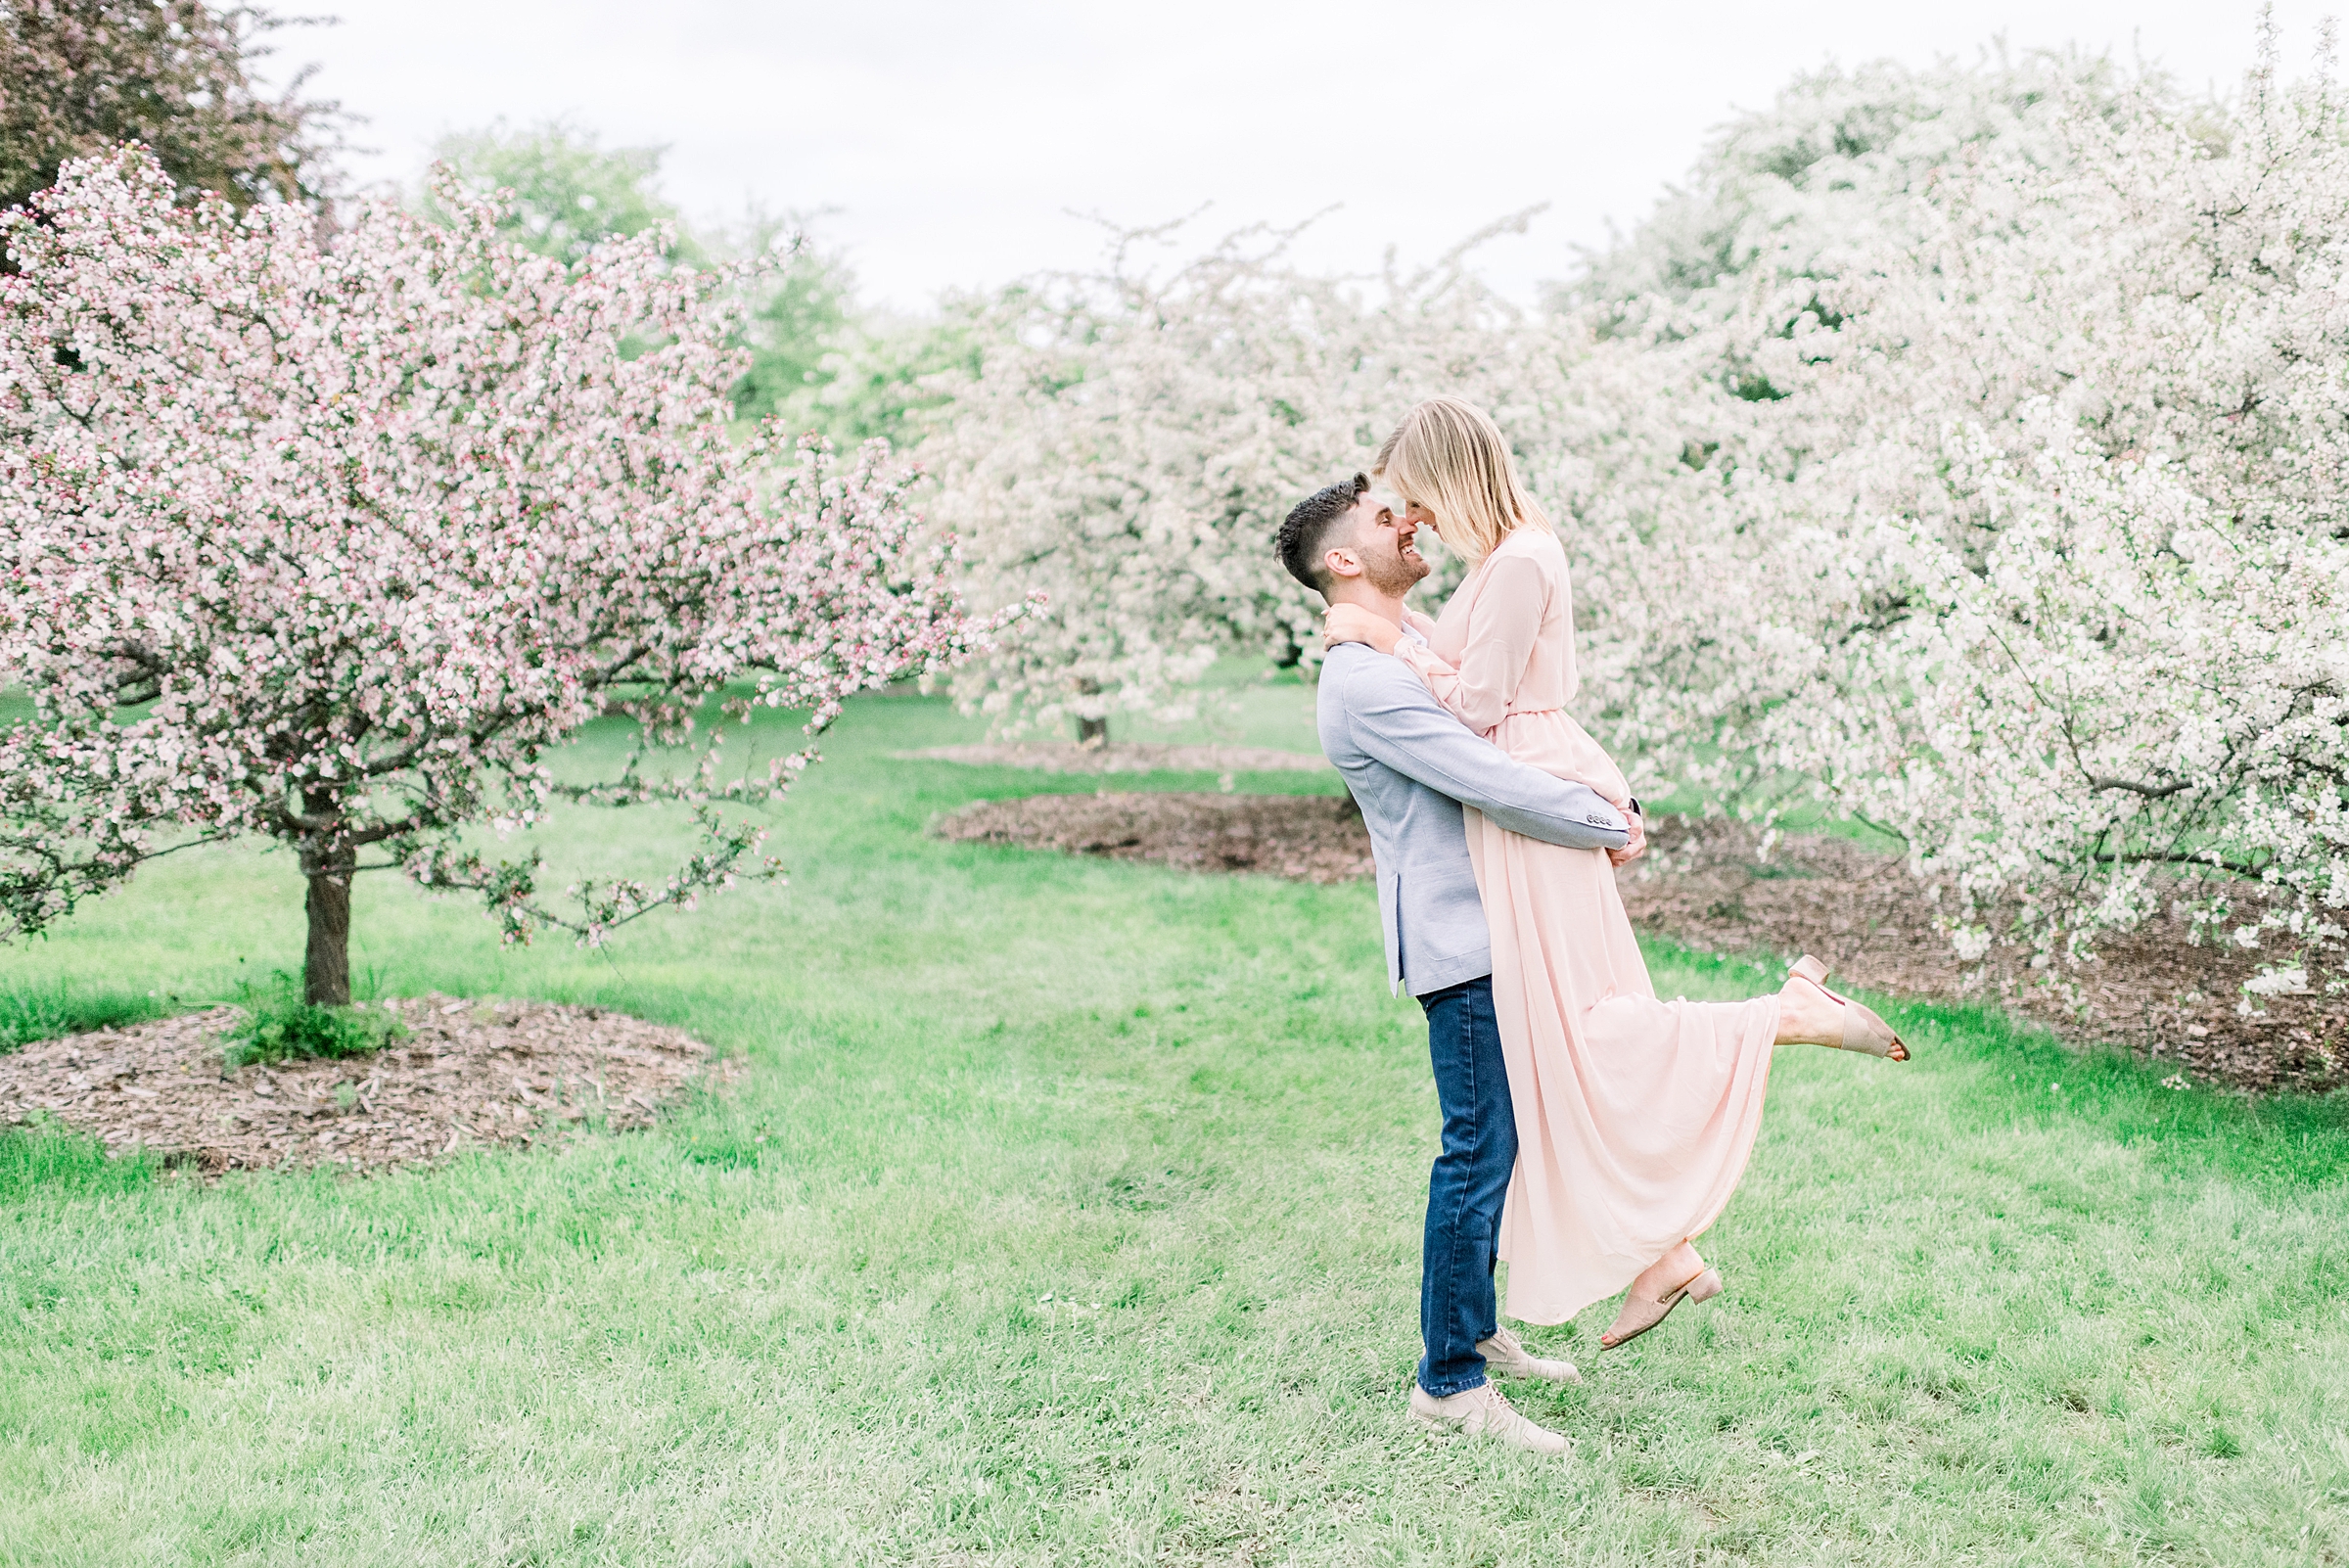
[1315,640,1631,996]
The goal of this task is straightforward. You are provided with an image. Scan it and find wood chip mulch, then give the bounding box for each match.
[0,995,732,1176]
[940,791,1373,884]
[898,742,1330,775]
[937,792,2347,1094]
[1619,816,2344,1094]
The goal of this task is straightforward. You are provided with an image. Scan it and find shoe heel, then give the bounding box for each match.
[1686,1268,1724,1305]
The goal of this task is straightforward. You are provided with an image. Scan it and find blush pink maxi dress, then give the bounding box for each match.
[1396,525,1781,1325]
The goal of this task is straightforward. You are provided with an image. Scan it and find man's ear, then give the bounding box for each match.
[1322,546,1364,581]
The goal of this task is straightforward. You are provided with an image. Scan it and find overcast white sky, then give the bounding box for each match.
[275,1,2334,309]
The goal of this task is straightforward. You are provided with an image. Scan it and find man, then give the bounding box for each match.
[1276,472,1639,1455]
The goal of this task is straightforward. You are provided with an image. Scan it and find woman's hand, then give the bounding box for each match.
[1323,604,1403,654]
[1607,803,1648,868]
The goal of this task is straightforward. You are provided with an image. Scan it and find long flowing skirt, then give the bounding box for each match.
[1467,806,1780,1325]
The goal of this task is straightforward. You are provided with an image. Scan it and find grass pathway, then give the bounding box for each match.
[3,688,2346,1564]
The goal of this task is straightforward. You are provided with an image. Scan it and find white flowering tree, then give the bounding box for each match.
[922,217,1577,740]
[1540,48,2132,789]
[1559,50,2111,327]
[1607,25,2349,992]
[911,21,2347,993]
[0,149,993,1005]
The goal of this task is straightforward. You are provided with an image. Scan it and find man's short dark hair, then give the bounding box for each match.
[1276,472,1369,594]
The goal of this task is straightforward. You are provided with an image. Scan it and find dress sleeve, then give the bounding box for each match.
[1394,557,1545,734]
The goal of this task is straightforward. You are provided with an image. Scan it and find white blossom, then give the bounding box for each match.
[920,24,2347,987]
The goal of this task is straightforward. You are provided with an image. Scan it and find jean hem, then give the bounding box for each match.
[1417,1371,1489,1399]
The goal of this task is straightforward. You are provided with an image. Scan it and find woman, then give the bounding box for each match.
[1323,395,1908,1349]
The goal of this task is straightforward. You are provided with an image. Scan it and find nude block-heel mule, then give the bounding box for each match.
[1790,954,1910,1060]
[1599,1267,1725,1352]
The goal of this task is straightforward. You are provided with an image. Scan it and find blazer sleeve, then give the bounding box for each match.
[1393,557,1544,733]
[1341,660,1630,850]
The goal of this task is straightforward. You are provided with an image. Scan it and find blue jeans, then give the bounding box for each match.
[1416,974,1516,1397]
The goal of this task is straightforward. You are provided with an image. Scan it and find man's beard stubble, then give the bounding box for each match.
[1363,550,1430,598]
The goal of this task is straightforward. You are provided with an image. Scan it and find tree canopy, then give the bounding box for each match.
[0,149,995,1003]
[0,0,342,213]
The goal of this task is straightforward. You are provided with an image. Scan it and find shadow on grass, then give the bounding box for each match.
[1655,942,2349,1193]
[0,982,169,1053]
[0,1120,156,1201]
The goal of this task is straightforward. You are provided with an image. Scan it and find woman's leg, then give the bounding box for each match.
[1607,972,1907,1306]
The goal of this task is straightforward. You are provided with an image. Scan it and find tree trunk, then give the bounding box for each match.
[302,851,354,1007]
[1075,677,1107,749]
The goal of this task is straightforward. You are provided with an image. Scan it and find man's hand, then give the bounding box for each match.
[1324,603,1403,654]
[1607,803,1648,868]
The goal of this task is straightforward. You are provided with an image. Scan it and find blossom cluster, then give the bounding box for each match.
[1,149,994,985]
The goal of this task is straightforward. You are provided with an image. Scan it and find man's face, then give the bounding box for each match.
[1330,491,1430,596]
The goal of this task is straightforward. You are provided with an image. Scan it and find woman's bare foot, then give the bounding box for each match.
[1630,1239,1705,1302]
[1773,972,1910,1060]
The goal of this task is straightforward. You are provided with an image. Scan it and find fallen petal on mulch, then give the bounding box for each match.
[937,793,2348,1095]
[0,995,733,1176]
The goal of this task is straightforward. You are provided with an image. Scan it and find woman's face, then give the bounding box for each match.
[1397,497,1451,553]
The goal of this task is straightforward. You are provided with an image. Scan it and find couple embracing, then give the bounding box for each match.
[1278,396,1911,1454]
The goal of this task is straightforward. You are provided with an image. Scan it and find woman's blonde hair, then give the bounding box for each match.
[1372,395,1550,565]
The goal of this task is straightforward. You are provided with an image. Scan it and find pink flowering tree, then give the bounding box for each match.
[0,148,998,1005]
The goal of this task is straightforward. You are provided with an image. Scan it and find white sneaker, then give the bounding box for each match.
[1407,1381,1570,1455]
[1477,1326,1582,1385]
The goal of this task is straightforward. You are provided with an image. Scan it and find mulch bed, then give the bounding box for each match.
[1622,816,2342,1094]
[0,995,730,1176]
[937,794,2346,1094]
[941,791,1373,884]
[898,742,1330,775]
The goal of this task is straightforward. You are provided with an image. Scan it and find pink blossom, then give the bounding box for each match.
[1,148,1007,1001]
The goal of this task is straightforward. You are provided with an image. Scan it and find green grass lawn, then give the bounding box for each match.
[4,684,2348,1566]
